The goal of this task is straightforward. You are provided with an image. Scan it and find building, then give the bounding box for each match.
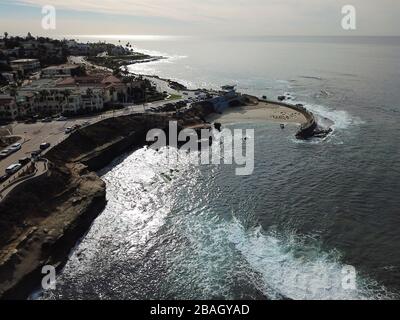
[18,77,106,116]
[56,74,128,104]
[62,88,104,115]
[0,95,18,120]
[41,64,83,78]
[10,58,40,75]
[66,40,90,56]
[21,41,38,56]
[207,85,241,113]
[13,71,146,117]
[0,72,14,85]
[16,92,35,116]
[1,48,19,57]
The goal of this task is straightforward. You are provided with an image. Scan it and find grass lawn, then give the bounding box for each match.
[166,94,182,100]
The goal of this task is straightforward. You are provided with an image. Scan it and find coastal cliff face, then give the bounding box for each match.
[0,111,211,299]
[0,162,106,299]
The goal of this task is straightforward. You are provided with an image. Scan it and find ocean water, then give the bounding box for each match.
[42,36,400,299]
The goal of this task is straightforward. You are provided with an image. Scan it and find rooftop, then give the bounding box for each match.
[10,59,39,64]
[20,78,59,90]
[42,64,80,71]
[0,95,15,106]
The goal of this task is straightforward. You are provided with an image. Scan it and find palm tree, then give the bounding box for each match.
[63,89,71,99]
[86,88,93,96]
[9,87,17,97]
[61,89,71,113]
[39,90,49,103]
[4,32,8,39]
[109,86,116,100]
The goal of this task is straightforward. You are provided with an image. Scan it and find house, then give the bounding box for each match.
[2,48,19,58]
[1,72,15,84]
[66,40,90,56]
[10,58,41,75]
[0,95,18,120]
[111,46,129,56]
[41,64,83,78]
[21,41,38,56]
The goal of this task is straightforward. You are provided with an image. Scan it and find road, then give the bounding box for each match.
[0,100,170,181]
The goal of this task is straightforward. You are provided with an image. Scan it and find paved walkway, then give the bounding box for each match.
[0,160,48,202]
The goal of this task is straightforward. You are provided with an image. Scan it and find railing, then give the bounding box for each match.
[0,158,49,202]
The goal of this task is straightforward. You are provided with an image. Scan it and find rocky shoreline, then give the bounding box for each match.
[0,50,331,298]
[0,107,213,299]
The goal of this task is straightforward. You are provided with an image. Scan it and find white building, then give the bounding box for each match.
[10,58,41,75]
[62,89,104,114]
[41,64,82,78]
[18,77,106,116]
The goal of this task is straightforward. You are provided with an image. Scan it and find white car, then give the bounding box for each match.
[65,127,73,134]
[57,116,68,121]
[9,143,22,152]
[5,163,22,175]
[0,149,13,158]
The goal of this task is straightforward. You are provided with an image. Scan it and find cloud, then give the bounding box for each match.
[6,0,400,35]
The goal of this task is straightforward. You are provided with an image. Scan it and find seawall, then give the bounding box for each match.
[261,99,320,139]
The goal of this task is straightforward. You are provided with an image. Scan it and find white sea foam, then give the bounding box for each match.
[173,203,392,299]
[226,221,392,300]
[304,103,364,130]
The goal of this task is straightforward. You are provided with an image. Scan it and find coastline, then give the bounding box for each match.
[0,109,213,299]
[0,52,323,300]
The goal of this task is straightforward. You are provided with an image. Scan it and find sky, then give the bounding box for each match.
[0,0,399,37]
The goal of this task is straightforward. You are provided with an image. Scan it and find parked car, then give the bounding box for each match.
[82,121,91,126]
[56,116,68,121]
[19,157,31,166]
[0,149,13,159]
[0,174,9,183]
[65,127,73,134]
[9,143,22,152]
[39,142,51,150]
[41,117,52,123]
[31,150,42,157]
[5,163,22,175]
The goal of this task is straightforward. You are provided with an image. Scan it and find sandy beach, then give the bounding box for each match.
[206,101,307,125]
